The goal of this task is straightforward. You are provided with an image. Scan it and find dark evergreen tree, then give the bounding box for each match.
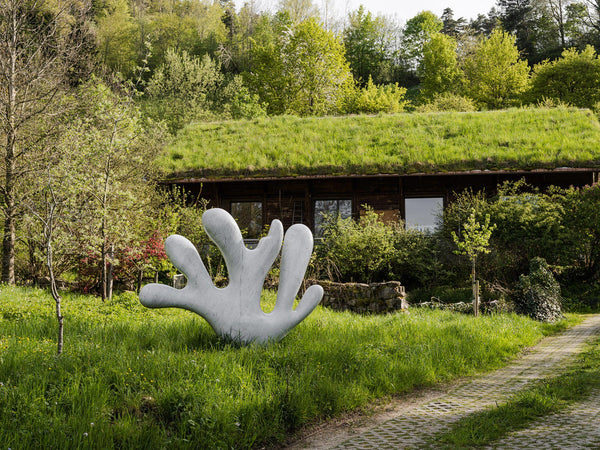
[441,8,466,37]
[497,0,537,61]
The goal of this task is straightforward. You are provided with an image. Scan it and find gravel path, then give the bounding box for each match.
[288,314,600,449]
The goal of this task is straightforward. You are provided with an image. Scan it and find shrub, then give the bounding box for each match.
[348,77,410,114]
[416,93,477,112]
[527,46,600,109]
[514,257,563,322]
[313,208,440,288]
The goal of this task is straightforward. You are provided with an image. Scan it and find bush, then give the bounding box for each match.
[514,257,563,322]
[527,46,600,109]
[347,77,410,114]
[416,93,477,112]
[313,208,440,288]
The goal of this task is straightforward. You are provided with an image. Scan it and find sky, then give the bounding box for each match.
[342,0,498,21]
[246,0,499,23]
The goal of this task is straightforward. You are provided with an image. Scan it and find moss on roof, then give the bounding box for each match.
[161,108,600,180]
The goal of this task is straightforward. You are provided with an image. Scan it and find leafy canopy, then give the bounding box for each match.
[462,28,530,109]
[529,45,600,109]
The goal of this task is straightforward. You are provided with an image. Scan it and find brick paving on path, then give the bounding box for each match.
[315,314,600,449]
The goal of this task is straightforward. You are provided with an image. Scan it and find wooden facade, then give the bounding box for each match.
[171,168,599,234]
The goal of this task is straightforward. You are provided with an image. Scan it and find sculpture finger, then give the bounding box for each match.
[139,283,185,309]
[202,208,245,277]
[247,219,284,282]
[164,235,212,289]
[290,284,323,324]
[273,224,314,314]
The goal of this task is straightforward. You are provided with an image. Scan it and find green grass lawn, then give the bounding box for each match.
[162,108,600,179]
[0,286,575,449]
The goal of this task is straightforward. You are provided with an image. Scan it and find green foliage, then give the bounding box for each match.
[343,6,389,85]
[561,184,600,278]
[401,11,444,71]
[249,18,354,116]
[59,77,167,295]
[419,32,462,98]
[514,257,563,322]
[347,77,410,114]
[415,93,477,112]
[442,181,568,285]
[528,46,600,109]
[144,49,265,133]
[162,109,600,179]
[313,208,439,287]
[0,286,568,448]
[462,29,530,109]
[452,211,495,262]
[314,209,398,283]
[95,0,139,76]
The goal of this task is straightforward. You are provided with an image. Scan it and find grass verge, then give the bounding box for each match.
[428,328,600,448]
[0,286,575,449]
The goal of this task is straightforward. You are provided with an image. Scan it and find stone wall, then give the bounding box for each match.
[304,280,408,314]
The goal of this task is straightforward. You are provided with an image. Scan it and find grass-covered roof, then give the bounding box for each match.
[162,108,600,180]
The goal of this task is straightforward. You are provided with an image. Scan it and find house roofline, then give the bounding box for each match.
[166,167,599,184]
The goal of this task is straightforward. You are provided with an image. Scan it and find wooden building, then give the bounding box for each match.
[162,110,600,236]
[171,168,599,236]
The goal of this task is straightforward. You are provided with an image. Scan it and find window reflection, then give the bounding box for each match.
[405,197,443,232]
[314,199,352,236]
[230,201,263,238]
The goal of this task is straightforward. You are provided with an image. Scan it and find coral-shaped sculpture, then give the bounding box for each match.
[139,208,323,344]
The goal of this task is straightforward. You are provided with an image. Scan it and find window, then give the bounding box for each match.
[314,199,352,236]
[230,201,263,238]
[404,197,443,232]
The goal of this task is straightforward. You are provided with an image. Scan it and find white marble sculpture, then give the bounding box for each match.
[139,208,323,344]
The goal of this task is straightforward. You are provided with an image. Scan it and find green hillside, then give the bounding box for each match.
[162,108,600,179]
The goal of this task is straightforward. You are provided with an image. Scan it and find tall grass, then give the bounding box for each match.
[163,108,600,179]
[0,286,573,448]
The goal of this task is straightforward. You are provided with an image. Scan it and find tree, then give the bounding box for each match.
[419,32,462,99]
[441,7,466,37]
[469,8,501,36]
[462,28,530,109]
[95,0,139,76]
[27,159,80,355]
[498,0,537,60]
[452,211,496,316]
[69,78,166,300]
[401,10,443,72]
[249,18,354,115]
[343,6,388,85]
[547,0,575,46]
[528,45,600,107]
[349,76,409,114]
[277,0,319,24]
[144,48,265,132]
[0,0,88,284]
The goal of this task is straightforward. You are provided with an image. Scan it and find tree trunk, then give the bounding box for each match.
[137,268,143,293]
[2,10,18,285]
[472,257,479,317]
[1,202,16,285]
[107,243,114,300]
[45,208,63,355]
[2,147,16,284]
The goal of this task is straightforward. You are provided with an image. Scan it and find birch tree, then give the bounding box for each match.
[0,0,88,284]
